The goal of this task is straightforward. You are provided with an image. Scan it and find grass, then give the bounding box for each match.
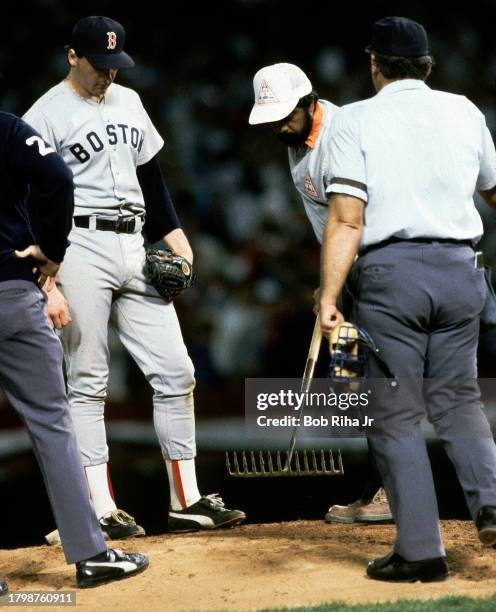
[257,594,496,612]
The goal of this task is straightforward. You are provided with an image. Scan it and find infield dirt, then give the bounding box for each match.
[1,520,496,611]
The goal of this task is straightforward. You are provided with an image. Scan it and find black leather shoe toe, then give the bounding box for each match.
[367,551,449,583]
[476,506,496,547]
[0,579,8,596]
[76,548,148,588]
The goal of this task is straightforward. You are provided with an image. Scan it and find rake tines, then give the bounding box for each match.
[225,449,344,477]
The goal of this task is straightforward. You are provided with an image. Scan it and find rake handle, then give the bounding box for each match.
[301,315,322,392]
[286,315,322,466]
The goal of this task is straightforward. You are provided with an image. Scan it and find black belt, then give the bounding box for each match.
[74,216,138,233]
[359,237,474,257]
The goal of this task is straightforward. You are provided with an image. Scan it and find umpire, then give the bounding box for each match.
[0,112,148,590]
[320,16,496,582]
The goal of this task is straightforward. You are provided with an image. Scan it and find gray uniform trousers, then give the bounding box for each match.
[348,241,496,560]
[57,225,196,467]
[0,280,107,564]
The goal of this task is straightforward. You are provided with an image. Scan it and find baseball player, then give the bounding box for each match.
[249,63,391,524]
[320,16,496,581]
[0,110,147,589]
[23,15,245,543]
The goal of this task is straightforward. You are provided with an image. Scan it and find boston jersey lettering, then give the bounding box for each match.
[69,124,144,163]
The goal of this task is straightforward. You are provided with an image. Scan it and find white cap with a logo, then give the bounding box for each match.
[249,63,312,125]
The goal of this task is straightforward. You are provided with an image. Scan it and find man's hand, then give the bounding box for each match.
[319,299,345,336]
[15,245,60,287]
[43,283,71,329]
[163,228,193,264]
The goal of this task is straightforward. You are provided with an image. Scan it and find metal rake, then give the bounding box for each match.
[225,448,344,477]
[227,315,344,478]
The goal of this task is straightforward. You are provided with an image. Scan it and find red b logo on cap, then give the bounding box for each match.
[107,31,117,50]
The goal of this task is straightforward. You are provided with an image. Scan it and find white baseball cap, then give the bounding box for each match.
[248,63,312,125]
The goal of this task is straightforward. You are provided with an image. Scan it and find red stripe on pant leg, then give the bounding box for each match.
[172,460,187,509]
[106,465,116,502]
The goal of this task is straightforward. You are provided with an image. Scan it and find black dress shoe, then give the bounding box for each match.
[76,548,148,588]
[0,579,8,596]
[476,506,496,546]
[367,551,449,582]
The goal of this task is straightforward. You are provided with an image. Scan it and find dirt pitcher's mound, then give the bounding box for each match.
[1,521,496,611]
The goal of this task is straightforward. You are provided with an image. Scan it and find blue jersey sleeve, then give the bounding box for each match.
[8,118,74,263]
[137,155,181,243]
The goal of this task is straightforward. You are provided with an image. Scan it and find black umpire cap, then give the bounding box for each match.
[68,16,135,69]
[366,16,429,58]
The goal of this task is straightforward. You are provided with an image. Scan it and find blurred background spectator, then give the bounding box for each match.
[2,1,491,392]
[1,1,496,542]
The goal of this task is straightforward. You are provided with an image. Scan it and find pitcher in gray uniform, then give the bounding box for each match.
[249,63,391,524]
[24,15,245,542]
[320,16,496,581]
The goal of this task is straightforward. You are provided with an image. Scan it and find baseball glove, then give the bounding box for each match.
[145,246,194,302]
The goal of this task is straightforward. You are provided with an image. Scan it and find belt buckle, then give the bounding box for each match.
[116,217,134,233]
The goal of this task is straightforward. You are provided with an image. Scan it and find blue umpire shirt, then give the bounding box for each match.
[0,112,74,283]
[326,80,496,249]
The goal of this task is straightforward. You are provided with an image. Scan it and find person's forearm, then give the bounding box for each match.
[318,194,364,333]
[320,204,362,305]
[163,228,193,263]
[137,156,181,242]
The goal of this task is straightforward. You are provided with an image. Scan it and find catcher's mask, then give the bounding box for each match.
[328,322,398,392]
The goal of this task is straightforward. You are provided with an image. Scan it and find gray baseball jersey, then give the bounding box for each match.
[23,81,197,468]
[23,81,163,218]
[288,99,340,243]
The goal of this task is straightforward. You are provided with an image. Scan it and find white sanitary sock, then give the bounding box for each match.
[166,459,201,511]
[85,464,118,519]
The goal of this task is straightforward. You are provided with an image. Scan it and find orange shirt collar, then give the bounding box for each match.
[305,101,323,149]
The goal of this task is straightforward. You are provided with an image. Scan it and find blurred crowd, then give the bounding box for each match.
[2,1,496,399]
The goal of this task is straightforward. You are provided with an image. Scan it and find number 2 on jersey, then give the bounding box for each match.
[25,135,55,156]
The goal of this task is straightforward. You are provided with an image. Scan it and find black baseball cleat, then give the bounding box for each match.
[476,506,496,546]
[0,579,8,596]
[76,548,149,588]
[99,509,146,540]
[168,494,246,533]
[367,551,449,583]
[45,509,145,546]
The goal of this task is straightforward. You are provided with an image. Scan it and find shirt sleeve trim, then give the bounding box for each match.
[326,183,368,203]
[330,177,368,193]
